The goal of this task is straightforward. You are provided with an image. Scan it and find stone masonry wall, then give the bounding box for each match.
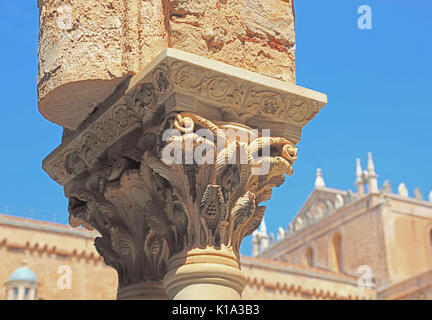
[0,217,117,300]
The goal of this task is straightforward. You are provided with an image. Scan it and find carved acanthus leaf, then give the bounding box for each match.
[62,109,299,285]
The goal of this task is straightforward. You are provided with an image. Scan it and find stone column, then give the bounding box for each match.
[6,288,13,300]
[117,282,168,300]
[39,0,327,300]
[30,287,37,300]
[17,286,25,300]
[157,114,299,299]
[42,49,326,299]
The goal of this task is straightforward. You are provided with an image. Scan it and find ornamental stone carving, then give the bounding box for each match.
[63,110,297,297]
[44,49,326,187]
[43,49,326,299]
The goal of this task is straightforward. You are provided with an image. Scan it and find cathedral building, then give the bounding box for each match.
[1,153,431,300]
[253,153,432,299]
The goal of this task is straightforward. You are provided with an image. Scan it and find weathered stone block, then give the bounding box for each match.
[37,0,167,129]
[38,0,296,130]
[168,0,296,82]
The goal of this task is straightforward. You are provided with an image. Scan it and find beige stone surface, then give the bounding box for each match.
[379,269,432,300]
[5,154,432,300]
[163,248,248,300]
[168,0,296,83]
[258,159,432,292]
[0,214,374,300]
[276,195,391,286]
[2,183,431,300]
[38,0,168,129]
[0,215,117,300]
[37,0,296,129]
[241,256,376,300]
[381,196,432,283]
[267,193,432,288]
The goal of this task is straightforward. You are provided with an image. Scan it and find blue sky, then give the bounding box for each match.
[0,1,431,256]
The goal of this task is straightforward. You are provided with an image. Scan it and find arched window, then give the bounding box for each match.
[305,247,314,267]
[331,233,343,273]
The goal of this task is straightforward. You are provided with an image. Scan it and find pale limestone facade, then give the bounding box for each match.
[241,257,375,300]
[0,213,373,300]
[0,215,117,300]
[254,154,432,299]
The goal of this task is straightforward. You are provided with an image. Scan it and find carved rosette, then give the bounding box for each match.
[64,110,297,290]
[170,61,322,124]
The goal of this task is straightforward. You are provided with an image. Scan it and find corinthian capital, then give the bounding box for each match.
[145,113,298,255]
[43,49,326,299]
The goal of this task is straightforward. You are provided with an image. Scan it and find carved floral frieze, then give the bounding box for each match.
[43,55,324,187]
[170,61,322,124]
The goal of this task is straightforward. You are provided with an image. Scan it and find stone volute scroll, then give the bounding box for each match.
[42,49,327,300]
